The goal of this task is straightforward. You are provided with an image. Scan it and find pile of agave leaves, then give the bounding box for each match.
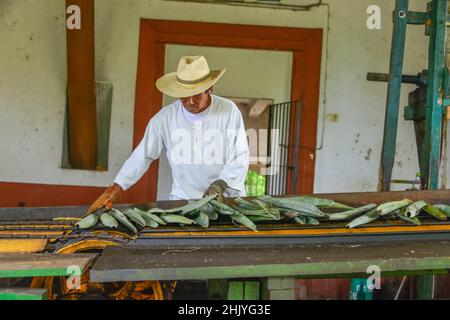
[76,194,450,234]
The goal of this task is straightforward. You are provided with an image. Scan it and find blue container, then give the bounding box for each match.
[349,278,374,300]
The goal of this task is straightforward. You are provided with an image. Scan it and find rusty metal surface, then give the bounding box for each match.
[1,191,450,280]
[0,239,48,253]
[0,190,449,253]
[0,204,147,221]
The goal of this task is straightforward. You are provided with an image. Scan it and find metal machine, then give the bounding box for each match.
[2,189,450,300]
[368,0,450,191]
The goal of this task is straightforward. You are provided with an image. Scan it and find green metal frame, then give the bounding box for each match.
[0,288,48,301]
[370,0,450,299]
[380,0,409,191]
[227,281,261,300]
[422,0,447,189]
[0,267,77,279]
[376,0,449,191]
[418,274,435,299]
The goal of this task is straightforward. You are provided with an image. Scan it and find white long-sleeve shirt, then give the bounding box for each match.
[114,95,249,200]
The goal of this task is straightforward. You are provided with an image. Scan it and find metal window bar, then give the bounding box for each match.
[289,100,302,194]
[266,101,300,196]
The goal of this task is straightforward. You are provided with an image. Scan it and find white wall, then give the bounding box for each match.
[315,0,428,192]
[1,0,438,195]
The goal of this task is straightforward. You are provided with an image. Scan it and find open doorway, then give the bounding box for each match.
[230,97,272,197]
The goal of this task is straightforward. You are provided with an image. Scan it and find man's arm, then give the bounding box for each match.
[113,117,164,190]
[87,117,164,214]
[86,183,123,215]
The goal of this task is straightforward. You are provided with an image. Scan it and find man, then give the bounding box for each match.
[87,55,249,214]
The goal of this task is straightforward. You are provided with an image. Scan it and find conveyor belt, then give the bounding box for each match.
[0,189,450,250]
[2,218,450,247]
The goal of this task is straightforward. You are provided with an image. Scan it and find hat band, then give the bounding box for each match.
[176,72,211,85]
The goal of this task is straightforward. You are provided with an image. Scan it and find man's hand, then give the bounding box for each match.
[203,179,227,203]
[87,184,123,215]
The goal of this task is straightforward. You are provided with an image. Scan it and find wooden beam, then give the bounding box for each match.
[0,288,48,300]
[66,0,97,169]
[0,253,97,278]
[90,242,450,282]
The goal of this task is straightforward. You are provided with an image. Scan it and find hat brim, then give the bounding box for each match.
[156,69,226,98]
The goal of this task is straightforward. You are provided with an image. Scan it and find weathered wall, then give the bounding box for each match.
[0,0,439,196]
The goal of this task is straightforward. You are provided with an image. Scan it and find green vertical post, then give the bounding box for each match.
[417,0,448,296]
[244,281,261,300]
[422,0,447,189]
[418,275,435,299]
[227,281,244,300]
[207,279,229,300]
[380,0,409,191]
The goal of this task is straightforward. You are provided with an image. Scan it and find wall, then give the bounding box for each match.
[314,0,430,192]
[0,0,438,197]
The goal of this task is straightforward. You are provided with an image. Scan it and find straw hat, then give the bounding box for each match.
[156,56,226,98]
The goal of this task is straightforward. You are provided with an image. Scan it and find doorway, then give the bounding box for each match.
[125,19,322,204]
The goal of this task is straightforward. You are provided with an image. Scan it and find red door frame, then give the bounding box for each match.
[0,19,322,207]
[126,19,322,203]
